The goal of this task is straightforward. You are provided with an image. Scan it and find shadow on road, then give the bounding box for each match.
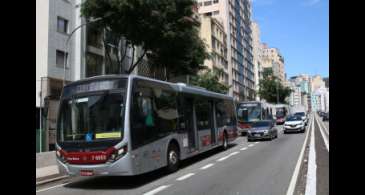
[64,143,238,190]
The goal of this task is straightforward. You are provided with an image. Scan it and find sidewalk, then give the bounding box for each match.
[36,151,68,185]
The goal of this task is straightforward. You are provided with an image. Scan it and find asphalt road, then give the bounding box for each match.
[36,119,318,195]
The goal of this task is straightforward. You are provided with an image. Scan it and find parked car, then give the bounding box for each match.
[294,112,308,126]
[284,115,305,133]
[247,120,278,142]
[322,112,329,121]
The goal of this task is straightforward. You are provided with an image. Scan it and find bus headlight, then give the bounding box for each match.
[107,145,128,163]
[56,149,67,163]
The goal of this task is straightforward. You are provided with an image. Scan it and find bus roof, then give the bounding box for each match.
[64,74,233,100]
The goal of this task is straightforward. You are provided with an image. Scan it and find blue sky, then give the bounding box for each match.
[252,0,329,78]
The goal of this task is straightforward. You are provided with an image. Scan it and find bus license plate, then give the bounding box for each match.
[80,170,94,176]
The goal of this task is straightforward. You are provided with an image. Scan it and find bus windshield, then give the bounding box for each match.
[237,103,261,122]
[57,92,125,143]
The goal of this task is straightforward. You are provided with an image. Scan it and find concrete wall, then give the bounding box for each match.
[36,0,49,107]
[36,151,67,178]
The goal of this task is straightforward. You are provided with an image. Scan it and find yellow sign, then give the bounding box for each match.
[95,132,121,139]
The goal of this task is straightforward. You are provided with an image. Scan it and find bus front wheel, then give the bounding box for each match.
[166,143,180,173]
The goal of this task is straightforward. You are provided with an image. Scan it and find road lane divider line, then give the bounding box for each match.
[305,115,317,195]
[314,114,329,151]
[36,182,71,193]
[255,142,259,144]
[143,185,171,195]
[176,173,195,181]
[216,151,241,162]
[200,163,214,170]
[248,144,254,147]
[286,114,312,195]
[316,114,329,135]
[230,151,239,156]
[240,147,248,151]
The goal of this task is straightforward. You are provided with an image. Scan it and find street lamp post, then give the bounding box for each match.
[63,17,103,87]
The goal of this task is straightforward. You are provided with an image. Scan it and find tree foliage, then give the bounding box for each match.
[190,69,230,94]
[81,0,208,76]
[258,68,292,103]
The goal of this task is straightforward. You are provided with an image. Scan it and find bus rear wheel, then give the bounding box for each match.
[166,143,179,173]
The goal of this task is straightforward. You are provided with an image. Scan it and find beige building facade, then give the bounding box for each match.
[199,15,229,85]
[261,43,286,84]
[198,0,255,101]
[251,21,263,100]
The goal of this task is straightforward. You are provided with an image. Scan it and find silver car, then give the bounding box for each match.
[284,115,305,133]
[247,120,278,142]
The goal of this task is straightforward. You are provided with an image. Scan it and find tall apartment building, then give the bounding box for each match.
[199,15,229,85]
[261,43,286,84]
[289,83,302,106]
[36,0,138,152]
[311,75,325,91]
[197,0,255,101]
[37,0,84,152]
[251,21,263,100]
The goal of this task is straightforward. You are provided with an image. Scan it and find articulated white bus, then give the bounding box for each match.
[56,75,238,176]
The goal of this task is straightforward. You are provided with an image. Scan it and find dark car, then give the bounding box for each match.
[322,112,329,121]
[247,120,278,142]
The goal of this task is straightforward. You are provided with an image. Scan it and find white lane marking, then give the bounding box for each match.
[230,151,239,155]
[200,163,214,170]
[240,147,248,151]
[255,142,259,144]
[248,144,254,147]
[143,185,171,195]
[305,115,317,195]
[217,155,231,162]
[176,173,195,181]
[316,114,329,135]
[286,114,312,195]
[217,151,240,162]
[36,182,71,193]
[315,114,329,151]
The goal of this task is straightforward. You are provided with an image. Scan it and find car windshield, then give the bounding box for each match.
[251,121,271,127]
[294,112,305,117]
[57,92,126,142]
[286,116,302,121]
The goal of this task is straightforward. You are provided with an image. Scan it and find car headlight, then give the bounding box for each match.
[263,130,269,134]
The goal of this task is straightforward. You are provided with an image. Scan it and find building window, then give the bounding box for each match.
[86,52,103,77]
[213,0,219,4]
[87,24,103,48]
[204,1,212,6]
[57,17,68,34]
[56,50,68,68]
[204,12,212,16]
[213,11,219,15]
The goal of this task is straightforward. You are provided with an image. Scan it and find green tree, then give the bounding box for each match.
[258,68,292,103]
[190,69,230,94]
[81,0,208,76]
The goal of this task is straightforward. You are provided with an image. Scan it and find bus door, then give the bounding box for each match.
[184,97,198,152]
[210,100,216,145]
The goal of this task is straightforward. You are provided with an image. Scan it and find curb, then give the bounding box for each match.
[36,175,69,186]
